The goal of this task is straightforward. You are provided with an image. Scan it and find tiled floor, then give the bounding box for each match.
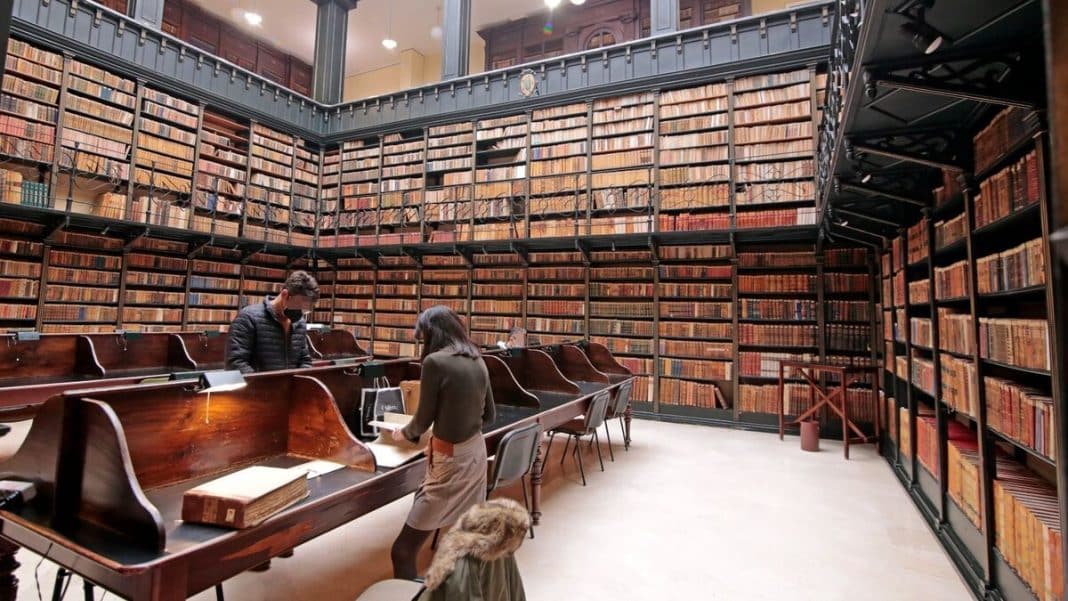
[4,419,973,600]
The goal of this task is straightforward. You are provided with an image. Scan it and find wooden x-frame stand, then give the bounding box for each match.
[777,360,881,459]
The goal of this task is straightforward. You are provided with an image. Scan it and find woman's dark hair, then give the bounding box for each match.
[416,305,480,359]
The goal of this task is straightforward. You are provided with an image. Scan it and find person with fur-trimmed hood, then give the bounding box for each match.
[416,498,530,601]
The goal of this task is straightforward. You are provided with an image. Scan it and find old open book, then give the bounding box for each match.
[365,412,428,469]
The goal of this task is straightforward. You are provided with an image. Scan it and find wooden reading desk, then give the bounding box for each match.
[776,360,881,459]
[0,347,630,600]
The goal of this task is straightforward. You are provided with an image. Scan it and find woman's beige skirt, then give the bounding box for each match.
[405,433,488,531]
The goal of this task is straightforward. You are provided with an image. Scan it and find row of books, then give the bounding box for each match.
[659,378,725,409]
[976,238,1045,294]
[979,317,1051,371]
[974,150,1040,229]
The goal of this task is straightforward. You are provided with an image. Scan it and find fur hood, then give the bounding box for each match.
[424,499,531,590]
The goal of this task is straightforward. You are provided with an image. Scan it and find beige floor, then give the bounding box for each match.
[5,419,974,601]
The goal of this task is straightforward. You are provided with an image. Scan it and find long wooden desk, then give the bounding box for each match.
[0,350,626,601]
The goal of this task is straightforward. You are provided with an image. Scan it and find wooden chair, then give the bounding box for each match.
[544,390,613,486]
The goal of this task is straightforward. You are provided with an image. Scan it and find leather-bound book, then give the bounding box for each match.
[182,466,309,529]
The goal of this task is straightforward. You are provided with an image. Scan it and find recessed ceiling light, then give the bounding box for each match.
[382,38,398,50]
[570,0,586,4]
[545,0,562,8]
[243,11,262,26]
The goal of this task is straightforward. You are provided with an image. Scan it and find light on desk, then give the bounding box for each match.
[13,331,40,343]
[198,370,247,394]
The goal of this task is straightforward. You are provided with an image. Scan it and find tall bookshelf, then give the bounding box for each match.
[473,115,527,243]
[132,87,198,228]
[589,249,656,407]
[318,148,341,248]
[308,258,336,326]
[424,122,473,244]
[121,237,188,332]
[0,39,61,208]
[39,231,124,333]
[373,254,419,357]
[379,131,424,246]
[246,124,295,244]
[655,243,734,416]
[194,110,248,238]
[525,251,585,346]
[657,83,731,233]
[333,256,375,342]
[469,252,524,348]
[338,137,380,248]
[589,92,655,237]
[0,219,44,329]
[420,253,470,317]
[186,246,242,331]
[879,106,1063,601]
[528,102,587,240]
[291,142,320,247]
[240,252,287,307]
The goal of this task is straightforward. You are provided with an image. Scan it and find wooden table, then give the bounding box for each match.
[0,351,629,601]
[777,360,880,459]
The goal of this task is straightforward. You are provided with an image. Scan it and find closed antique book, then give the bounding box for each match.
[181,466,309,529]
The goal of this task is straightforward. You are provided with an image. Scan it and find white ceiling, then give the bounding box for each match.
[191,0,560,77]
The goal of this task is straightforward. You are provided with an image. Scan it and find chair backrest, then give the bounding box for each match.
[488,422,542,492]
[584,390,612,431]
[608,379,633,418]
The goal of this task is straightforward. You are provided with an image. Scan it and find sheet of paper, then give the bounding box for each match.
[368,420,405,431]
[288,459,347,479]
[366,442,425,469]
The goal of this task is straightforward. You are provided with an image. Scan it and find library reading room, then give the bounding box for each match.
[0,0,1063,599]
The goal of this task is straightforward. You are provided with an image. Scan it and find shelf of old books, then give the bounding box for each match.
[290,141,320,247]
[56,57,135,220]
[0,39,61,208]
[246,124,295,245]
[589,92,654,238]
[525,251,585,346]
[121,237,188,332]
[40,231,124,332]
[132,86,198,230]
[657,83,730,233]
[732,68,817,231]
[373,254,419,357]
[0,219,44,328]
[317,148,341,248]
[822,247,878,429]
[241,252,288,307]
[308,258,336,326]
[333,256,375,342]
[379,130,424,246]
[469,252,525,348]
[735,249,818,423]
[655,243,734,417]
[529,103,587,241]
[420,253,470,317]
[186,246,242,331]
[338,137,381,248]
[194,109,249,238]
[589,249,656,409]
[424,121,473,244]
[473,115,526,243]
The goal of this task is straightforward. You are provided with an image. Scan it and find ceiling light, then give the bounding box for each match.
[545,0,562,8]
[382,38,398,50]
[430,25,443,40]
[243,10,262,26]
[860,171,873,184]
[900,18,949,55]
[570,0,586,4]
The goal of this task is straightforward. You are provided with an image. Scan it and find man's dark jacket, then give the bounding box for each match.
[225,297,313,373]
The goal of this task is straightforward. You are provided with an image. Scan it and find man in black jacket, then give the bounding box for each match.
[225,270,319,374]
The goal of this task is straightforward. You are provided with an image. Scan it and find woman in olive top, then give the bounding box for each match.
[390,305,496,580]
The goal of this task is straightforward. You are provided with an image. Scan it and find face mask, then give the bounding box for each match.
[284,308,305,321]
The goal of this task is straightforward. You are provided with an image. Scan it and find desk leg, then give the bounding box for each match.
[530,441,544,526]
[778,364,785,440]
[841,379,849,460]
[0,539,18,601]
[623,404,632,448]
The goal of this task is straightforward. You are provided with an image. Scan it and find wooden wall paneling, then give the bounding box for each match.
[183,4,221,55]
[256,43,289,85]
[289,58,312,96]
[161,0,182,36]
[219,25,258,72]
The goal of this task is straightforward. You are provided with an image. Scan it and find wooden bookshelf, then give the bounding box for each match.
[121,237,189,332]
[318,148,341,248]
[338,137,380,248]
[194,109,249,239]
[473,115,526,243]
[589,92,655,237]
[307,258,336,326]
[290,141,320,247]
[424,121,474,244]
[240,252,288,307]
[379,130,424,246]
[529,102,587,241]
[0,219,44,328]
[186,246,242,331]
[40,231,124,333]
[525,250,585,346]
[420,253,470,317]
[333,256,375,342]
[0,39,62,208]
[469,252,525,348]
[372,254,419,357]
[132,86,198,221]
[246,123,295,245]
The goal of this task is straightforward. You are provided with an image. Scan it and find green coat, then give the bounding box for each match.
[417,554,526,601]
